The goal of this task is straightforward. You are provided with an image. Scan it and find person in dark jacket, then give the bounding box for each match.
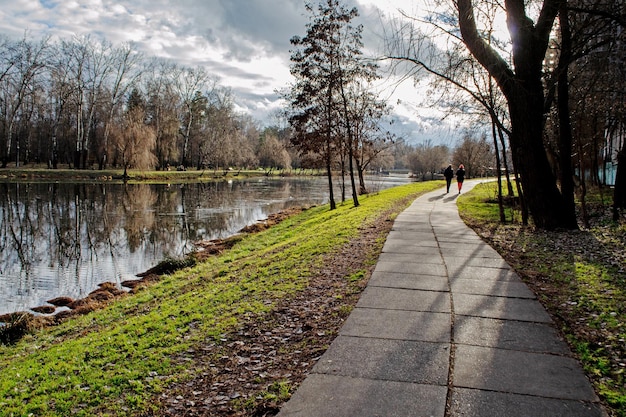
[444,164,454,193]
[456,164,466,193]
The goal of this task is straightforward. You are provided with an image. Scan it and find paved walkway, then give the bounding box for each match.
[277,180,608,417]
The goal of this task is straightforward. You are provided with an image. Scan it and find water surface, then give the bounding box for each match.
[0,175,410,315]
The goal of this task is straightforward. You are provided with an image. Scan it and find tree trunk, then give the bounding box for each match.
[339,156,346,202]
[508,85,575,229]
[556,2,577,225]
[4,119,15,168]
[356,159,367,195]
[340,88,359,207]
[492,117,506,222]
[326,145,336,210]
[457,0,577,230]
[182,106,193,168]
[613,149,626,220]
[496,124,514,196]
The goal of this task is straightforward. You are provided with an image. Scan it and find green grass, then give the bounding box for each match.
[457,180,521,223]
[458,180,626,416]
[0,180,443,416]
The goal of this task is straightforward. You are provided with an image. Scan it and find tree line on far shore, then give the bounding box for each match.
[0,34,289,174]
[0,30,493,195]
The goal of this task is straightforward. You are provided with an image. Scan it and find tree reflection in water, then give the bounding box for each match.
[0,176,410,315]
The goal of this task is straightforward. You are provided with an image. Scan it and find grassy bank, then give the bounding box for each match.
[0,181,443,416]
[458,181,626,416]
[0,166,323,183]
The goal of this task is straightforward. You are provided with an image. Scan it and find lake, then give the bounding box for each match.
[0,175,412,315]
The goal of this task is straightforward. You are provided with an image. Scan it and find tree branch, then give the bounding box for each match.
[457,0,515,98]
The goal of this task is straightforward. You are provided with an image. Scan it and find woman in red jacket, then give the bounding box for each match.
[456,164,466,194]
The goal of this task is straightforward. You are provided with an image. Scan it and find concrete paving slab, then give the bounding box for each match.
[391,227,434,234]
[313,335,450,385]
[390,222,434,232]
[392,215,433,224]
[382,238,440,251]
[453,345,598,401]
[385,230,438,242]
[453,293,553,322]
[376,252,444,266]
[431,217,462,224]
[278,374,447,417]
[437,239,490,249]
[357,287,450,313]
[450,278,536,298]
[381,241,442,254]
[430,218,474,226]
[444,257,512,270]
[432,231,485,240]
[374,260,447,276]
[430,207,461,215]
[454,316,570,354]
[437,246,502,259]
[448,266,521,281]
[448,265,517,281]
[340,308,451,342]
[368,271,449,292]
[397,209,433,216]
[392,221,431,228]
[448,387,607,417]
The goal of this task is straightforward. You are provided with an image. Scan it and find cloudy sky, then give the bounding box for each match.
[0,0,461,145]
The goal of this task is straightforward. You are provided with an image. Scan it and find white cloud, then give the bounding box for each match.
[0,0,461,145]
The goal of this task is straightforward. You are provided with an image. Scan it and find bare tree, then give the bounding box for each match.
[408,141,450,180]
[385,0,578,229]
[342,81,395,194]
[79,37,116,169]
[201,87,240,172]
[0,31,381,175]
[453,133,495,178]
[62,36,90,169]
[385,5,519,211]
[555,0,625,217]
[173,66,215,168]
[0,35,49,167]
[98,43,142,169]
[51,36,118,169]
[287,0,345,209]
[46,41,78,169]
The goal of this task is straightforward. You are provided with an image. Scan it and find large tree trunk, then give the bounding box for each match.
[457,0,578,230]
[556,2,577,225]
[507,86,575,229]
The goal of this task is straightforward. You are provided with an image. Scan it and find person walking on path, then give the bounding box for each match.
[444,164,454,193]
[456,164,466,193]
